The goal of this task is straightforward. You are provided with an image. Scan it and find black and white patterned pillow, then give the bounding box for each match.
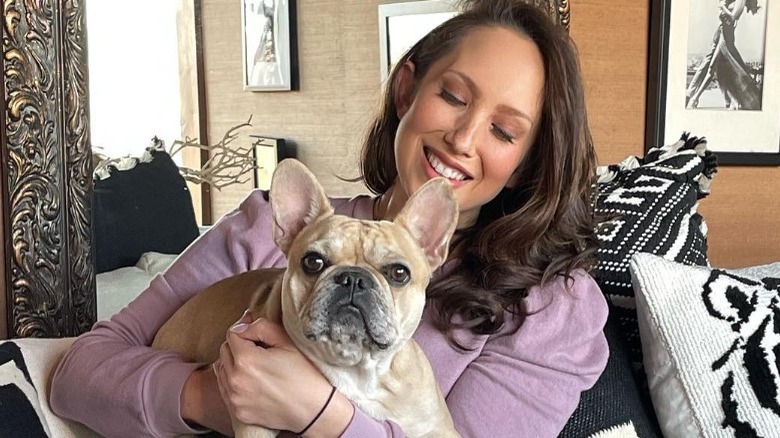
[631,253,780,437]
[594,133,718,371]
[0,342,49,437]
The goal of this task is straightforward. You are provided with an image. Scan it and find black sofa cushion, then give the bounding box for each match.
[94,149,199,274]
[559,309,661,438]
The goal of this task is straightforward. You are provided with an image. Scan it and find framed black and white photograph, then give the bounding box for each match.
[647,0,780,165]
[241,0,299,91]
[378,0,458,82]
[252,135,286,189]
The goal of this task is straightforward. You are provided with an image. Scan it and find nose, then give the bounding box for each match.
[444,112,480,156]
[334,269,375,300]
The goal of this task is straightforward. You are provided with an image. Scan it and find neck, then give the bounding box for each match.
[373,184,406,221]
[375,181,479,229]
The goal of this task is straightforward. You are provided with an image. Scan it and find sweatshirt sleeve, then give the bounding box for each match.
[447,271,609,437]
[49,190,288,437]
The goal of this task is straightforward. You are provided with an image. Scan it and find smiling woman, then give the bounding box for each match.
[389,26,545,227]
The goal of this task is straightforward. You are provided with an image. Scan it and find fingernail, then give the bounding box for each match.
[230,322,249,333]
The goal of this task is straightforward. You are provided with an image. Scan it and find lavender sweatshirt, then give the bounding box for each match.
[50,190,608,437]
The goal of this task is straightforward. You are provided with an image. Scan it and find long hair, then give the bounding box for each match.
[359,0,598,344]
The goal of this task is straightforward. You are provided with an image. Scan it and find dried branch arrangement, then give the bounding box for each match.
[165,116,258,190]
[94,117,259,191]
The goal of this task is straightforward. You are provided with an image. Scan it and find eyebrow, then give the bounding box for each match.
[450,70,535,125]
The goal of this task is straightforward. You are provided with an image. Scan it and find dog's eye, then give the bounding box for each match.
[301,252,328,274]
[383,264,411,286]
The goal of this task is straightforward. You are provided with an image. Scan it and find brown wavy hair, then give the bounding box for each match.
[359,0,597,344]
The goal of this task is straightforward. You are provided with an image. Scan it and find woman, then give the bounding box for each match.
[686,0,762,110]
[50,1,608,436]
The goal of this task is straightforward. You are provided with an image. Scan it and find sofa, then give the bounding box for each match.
[2,135,779,437]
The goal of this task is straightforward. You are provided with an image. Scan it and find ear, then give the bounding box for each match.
[269,159,333,254]
[393,60,416,119]
[394,178,459,270]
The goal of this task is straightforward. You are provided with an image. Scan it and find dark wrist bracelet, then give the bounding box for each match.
[297,385,337,436]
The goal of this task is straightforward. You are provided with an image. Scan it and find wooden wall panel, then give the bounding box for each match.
[570,0,649,163]
[700,168,780,268]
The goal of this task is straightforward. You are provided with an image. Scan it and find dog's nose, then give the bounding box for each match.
[334,269,374,297]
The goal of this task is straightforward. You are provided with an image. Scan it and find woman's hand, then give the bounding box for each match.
[215,315,354,436]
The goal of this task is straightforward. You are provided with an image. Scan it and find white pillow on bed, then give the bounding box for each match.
[136,251,177,276]
[96,251,178,320]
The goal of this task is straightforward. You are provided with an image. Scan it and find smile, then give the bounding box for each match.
[425,150,469,181]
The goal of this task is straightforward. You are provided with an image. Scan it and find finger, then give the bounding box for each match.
[225,324,267,359]
[218,341,236,371]
[212,361,232,411]
[232,318,292,347]
[233,308,254,327]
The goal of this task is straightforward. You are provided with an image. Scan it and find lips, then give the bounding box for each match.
[331,305,393,350]
[424,148,471,182]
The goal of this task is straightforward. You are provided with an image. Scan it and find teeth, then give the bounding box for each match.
[426,151,467,181]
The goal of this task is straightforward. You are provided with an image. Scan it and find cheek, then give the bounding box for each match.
[483,145,528,184]
[399,94,453,135]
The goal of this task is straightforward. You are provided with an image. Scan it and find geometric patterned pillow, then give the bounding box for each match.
[630,253,780,438]
[594,133,718,371]
[0,342,50,437]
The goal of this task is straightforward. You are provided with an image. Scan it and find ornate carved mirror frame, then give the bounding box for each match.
[1,0,93,338]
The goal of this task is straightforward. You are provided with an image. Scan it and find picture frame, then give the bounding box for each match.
[646,0,780,165]
[378,0,458,82]
[252,135,287,189]
[241,0,299,91]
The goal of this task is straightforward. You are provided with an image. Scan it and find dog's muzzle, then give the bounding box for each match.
[307,267,397,351]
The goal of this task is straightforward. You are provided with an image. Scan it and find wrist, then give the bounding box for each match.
[302,390,354,438]
[181,366,230,434]
[181,368,206,426]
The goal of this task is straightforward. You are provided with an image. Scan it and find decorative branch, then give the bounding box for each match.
[166,116,259,190]
[93,116,261,190]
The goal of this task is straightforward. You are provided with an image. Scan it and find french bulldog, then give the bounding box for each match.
[152,159,460,437]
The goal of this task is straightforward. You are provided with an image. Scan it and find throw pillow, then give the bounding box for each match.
[630,253,780,438]
[94,148,200,273]
[593,133,718,371]
[0,342,49,437]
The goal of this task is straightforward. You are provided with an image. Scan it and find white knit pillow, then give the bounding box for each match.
[630,253,780,438]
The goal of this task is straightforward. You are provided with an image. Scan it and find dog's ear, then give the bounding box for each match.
[394,178,458,270]
[269,159,333,253]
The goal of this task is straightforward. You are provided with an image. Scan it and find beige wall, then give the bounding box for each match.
[202,0,390,221]
[201,0,780,268]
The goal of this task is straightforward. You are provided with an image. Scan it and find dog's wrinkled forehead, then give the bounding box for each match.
[294,217,423,266]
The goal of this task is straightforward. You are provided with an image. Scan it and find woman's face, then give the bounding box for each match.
[393,26,545,226]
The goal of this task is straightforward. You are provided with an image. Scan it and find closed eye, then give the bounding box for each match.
[439,89,466,106]
[491,124,515,143]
